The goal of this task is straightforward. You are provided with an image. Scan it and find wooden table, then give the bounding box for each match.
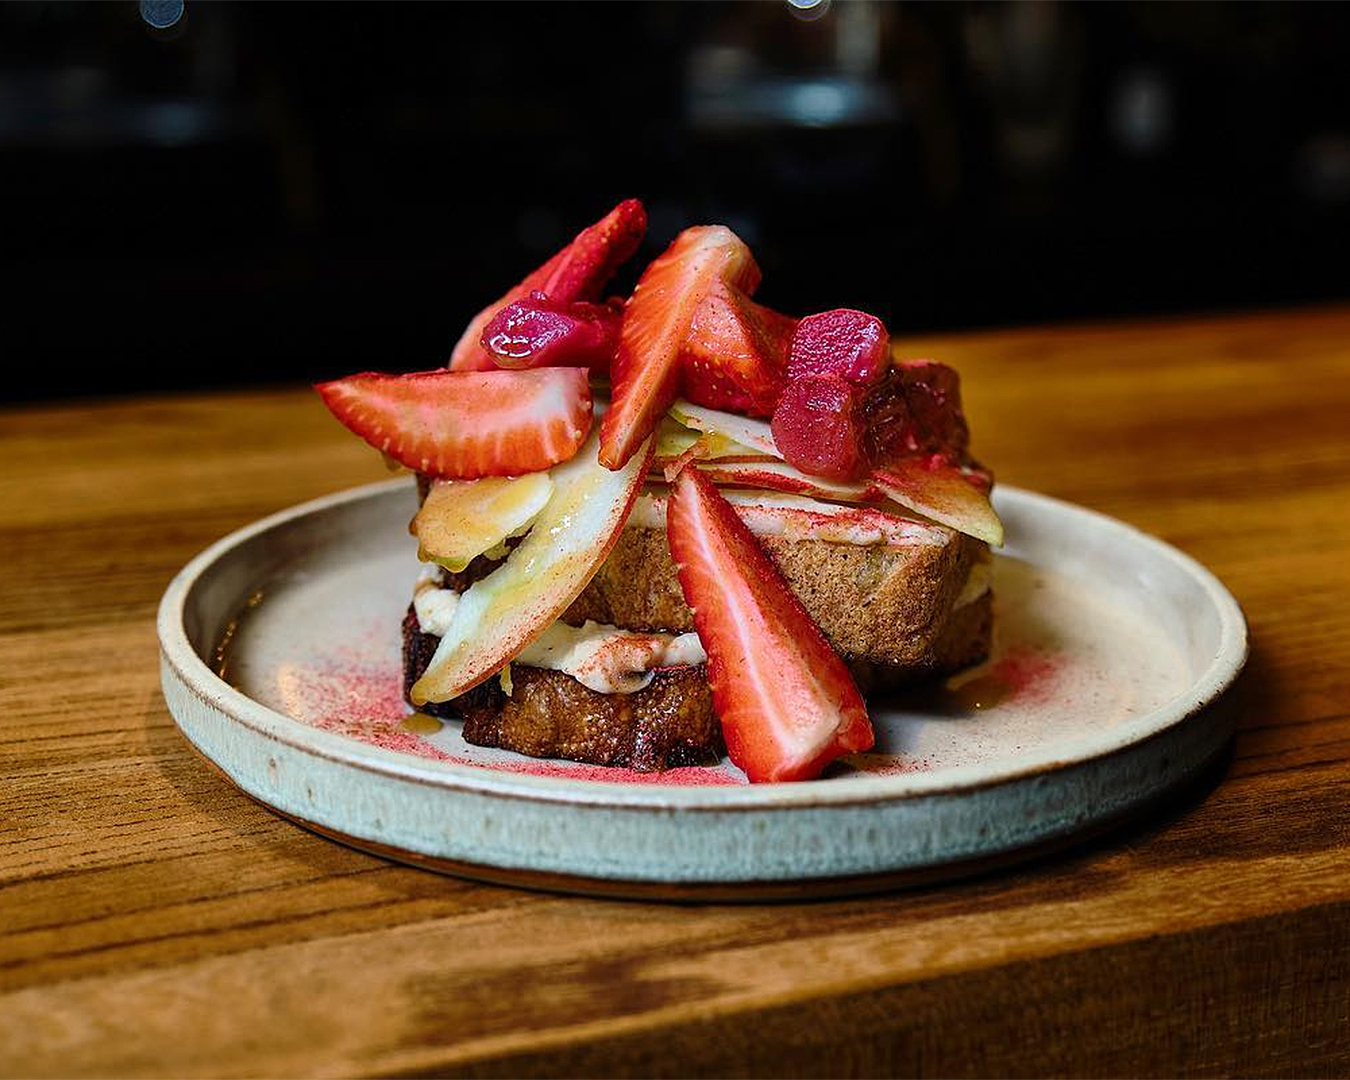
[3,305,1349,1078]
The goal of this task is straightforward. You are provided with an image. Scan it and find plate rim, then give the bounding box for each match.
[158,478,1248,811]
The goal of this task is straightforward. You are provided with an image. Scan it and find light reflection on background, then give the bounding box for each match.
[138,0,184,31]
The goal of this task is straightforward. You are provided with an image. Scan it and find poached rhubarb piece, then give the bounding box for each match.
[315,367,592,479]
[767,307,888,483]
[600,226,760,470]
[481,291,621,371]
[449,199,646,372]
[788,308,890,386]
[666,466,874,783]
[770,374,869,482]
[864,359,971,462]
[863,361,1000,544]
[679,278,795,417]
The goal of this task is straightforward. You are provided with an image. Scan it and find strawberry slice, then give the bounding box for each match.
[666,466,874,783]
[481,291,620,371]
[315,367,592,479]
[449,199,646,372]
[599,226,759,470]
[679,279,795,417]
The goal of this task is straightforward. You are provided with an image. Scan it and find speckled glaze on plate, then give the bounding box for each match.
[158,479,1246,897]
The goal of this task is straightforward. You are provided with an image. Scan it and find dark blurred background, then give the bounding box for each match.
[4,0,1349,402]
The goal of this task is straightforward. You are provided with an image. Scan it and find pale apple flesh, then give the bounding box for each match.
[667,400,779,457]
[871,460,1004,547]
[412,473,554,572]
[410,429,656,704]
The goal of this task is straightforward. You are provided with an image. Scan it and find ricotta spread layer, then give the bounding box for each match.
[414,569,705,695]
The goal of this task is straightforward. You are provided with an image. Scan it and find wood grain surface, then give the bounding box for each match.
[3,305,1349,1078]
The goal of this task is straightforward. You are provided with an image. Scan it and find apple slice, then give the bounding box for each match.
[410,429,655,703]
[412,472,554,572]
[870,458,1004,546]
[667,400,780,458]
[654,415,701,461]
[633,488,948,547]
[689,459,884,503]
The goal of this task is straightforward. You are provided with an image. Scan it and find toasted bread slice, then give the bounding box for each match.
[403,610,722,770]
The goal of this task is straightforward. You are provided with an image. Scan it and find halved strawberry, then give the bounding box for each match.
[481,291,620,371]
[679,279,795,417]
[449,199,646,372]
[599,226,759,470]
[315,367,592,479]
[666,466,874,783]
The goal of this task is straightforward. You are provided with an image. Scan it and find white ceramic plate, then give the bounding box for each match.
[158,479,1246,898]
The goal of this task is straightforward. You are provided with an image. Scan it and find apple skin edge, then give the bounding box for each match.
[410,429,655,704]
[870,459,1004,547]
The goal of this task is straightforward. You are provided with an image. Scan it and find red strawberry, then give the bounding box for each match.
[481,291,620,371]
[863,359,970,464]
[600,225,759,469]
[770,373,869,481]
[666,467,873,783]
[788,309,890,386]
[315,367,592,479]
[449,199,646,372]
[679,279,796,417]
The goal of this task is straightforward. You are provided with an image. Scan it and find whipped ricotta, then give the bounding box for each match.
[414,575,704,694]
[955,560,992,609]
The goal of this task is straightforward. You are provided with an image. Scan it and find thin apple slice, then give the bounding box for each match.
[688,459,886,503]
[871,459,1004,546]
[667,400,780,458]
[632,488,948,547]
[654,415,701,461]
[410,429,655,703]
[412,473,554,572]
[656,432,764,482]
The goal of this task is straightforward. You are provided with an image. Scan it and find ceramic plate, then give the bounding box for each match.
[158,479,1246,898]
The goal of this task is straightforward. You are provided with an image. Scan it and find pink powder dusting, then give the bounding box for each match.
[984,646,1061,702]
[287,657,742,786]
[284,646,1061,786]
[850,645,1063,776]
